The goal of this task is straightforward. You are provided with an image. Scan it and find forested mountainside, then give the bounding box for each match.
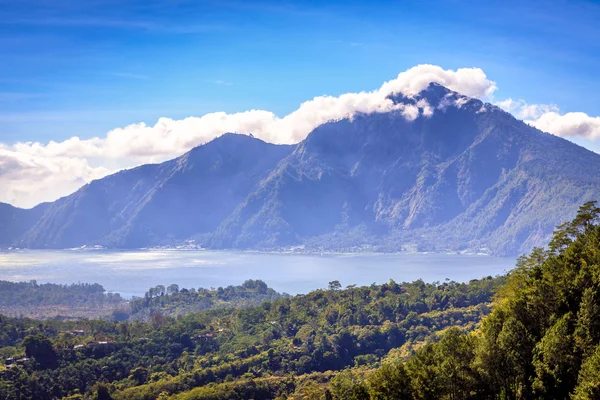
[2,203,600,399]
[317,201,600,399]
[0,272,503,399]
[4,83,600,255]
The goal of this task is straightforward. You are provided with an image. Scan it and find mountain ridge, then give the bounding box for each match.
[3,83,600,256]
[14,134,294,248]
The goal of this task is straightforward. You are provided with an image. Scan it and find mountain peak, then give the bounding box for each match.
[210,132,259,143]
[4,90,600,256]
[183,133,287,162]
[424,81,454,96]
[417,82,479,109]
[192,132,265,150]
[386,82,468,110]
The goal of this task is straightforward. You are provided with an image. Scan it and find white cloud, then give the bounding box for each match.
[495,98,559,119]
[0,148,110,208]
[495,98,600,140]
[527,112,600,139]
[519,104,559,120]
[380,65,497,98]
[0,64,498,208]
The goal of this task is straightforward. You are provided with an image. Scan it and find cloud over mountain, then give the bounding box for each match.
[528,112,600,139]
[1,63,597,208]
[0,65,498,208]
[495,99,559,120]
[496,98,600,140]
[0,148,110,209]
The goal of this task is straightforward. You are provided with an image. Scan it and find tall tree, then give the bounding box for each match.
[367,363,412,400]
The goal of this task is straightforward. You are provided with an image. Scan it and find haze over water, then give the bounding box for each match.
[0,249,515,298]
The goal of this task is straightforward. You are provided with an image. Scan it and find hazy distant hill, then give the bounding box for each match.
[0,202,48,246]
[3,83,600,255]
[15,134,292,248]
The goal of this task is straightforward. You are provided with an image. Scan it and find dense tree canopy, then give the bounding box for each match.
[0,273,501,399]
[324,201,600,400]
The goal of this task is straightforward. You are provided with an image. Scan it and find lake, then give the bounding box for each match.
[0,249,516,298]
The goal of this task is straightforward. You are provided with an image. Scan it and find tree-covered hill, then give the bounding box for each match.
[0,273,503,399]
[312,202,600,399]
[0,279,284,321]
[0,281,122,308]
[127,280,285,321]
[0,281,125,320]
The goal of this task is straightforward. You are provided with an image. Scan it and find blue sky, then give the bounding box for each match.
[2,0,599,144]
[2,0,600,208]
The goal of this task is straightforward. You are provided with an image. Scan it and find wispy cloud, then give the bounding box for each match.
[324,39,385,49]
[495,98,559,119]
[206,0,329,19]
[204,79,233,86]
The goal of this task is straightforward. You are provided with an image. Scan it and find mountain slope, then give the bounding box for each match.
[0,202,48,246]
[3,83,600,255]
[209,84,600,255]
[16,134,293,248]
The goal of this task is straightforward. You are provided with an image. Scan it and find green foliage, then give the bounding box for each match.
[23,334,57,369]
[367,363,412,400]
[287,202,600,400]
[0,280,119,308]
[0,280,124,319]
[173,377,293,400]
[468,201,600,397]
[330,370,369,400]
[129,280,284,321]
[573,345,600,399]
[0,273,501,399]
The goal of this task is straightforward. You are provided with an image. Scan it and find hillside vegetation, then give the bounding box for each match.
[0,280,284,321]
[0,273,501,398]
[127,280,285,321]
[310,201,600,399]
[2,203,600,399]
[0,281,124,320]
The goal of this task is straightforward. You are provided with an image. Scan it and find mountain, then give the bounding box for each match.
[210,83,600,255]
[3,83,600,255]
[0,202,49,246]
[16,134,293,248]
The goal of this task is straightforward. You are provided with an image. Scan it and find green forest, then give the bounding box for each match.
[0,281,125,320]
[127,279,285,321]
[0,279,285,321]
[2,203,600,399]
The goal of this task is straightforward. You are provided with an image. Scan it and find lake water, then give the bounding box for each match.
[0,249,516,298]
